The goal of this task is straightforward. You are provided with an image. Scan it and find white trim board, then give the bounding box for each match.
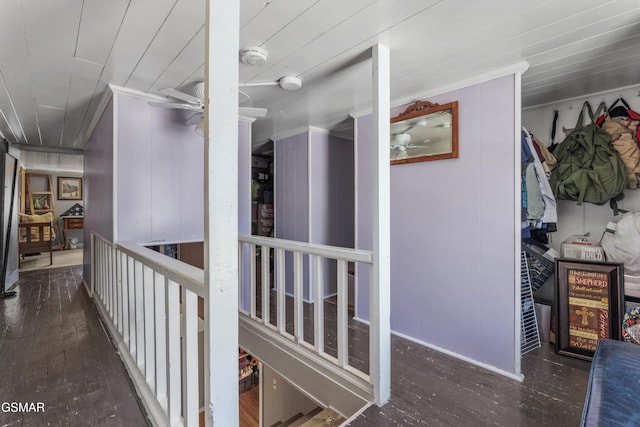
[350,60,530,119]
[513,71,523,379]
[271,125,354,143]
[523,82,640,111]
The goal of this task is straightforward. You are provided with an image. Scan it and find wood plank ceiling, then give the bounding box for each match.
[0,0,639,151]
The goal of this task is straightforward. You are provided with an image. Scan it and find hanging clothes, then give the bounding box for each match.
[522,127,557,225]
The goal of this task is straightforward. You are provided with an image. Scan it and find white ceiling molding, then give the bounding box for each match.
[523,82,640,111]
[16,143,83,155]
[238,116,257,124]
[20,150,84,173]
[349,61,530,119]
[109,84,168,102]
[272,125,354,143]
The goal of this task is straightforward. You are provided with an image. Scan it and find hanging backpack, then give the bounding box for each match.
[549,101,627,213]
[606,97,640,149]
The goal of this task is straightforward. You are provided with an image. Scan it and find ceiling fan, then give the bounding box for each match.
[148,76,302,135]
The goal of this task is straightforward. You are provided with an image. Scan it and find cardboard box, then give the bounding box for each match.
[561,236,605,261]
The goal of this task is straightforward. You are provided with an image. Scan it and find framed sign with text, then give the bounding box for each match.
[555,259,624,360]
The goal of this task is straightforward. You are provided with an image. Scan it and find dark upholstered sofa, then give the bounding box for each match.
[581,339,640,426]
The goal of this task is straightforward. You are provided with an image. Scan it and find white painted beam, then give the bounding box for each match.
[370,43,391,406]
[203,0,240,426]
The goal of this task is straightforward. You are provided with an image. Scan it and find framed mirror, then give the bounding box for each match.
[390,100,458,165]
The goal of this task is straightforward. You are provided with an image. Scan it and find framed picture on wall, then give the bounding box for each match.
[390,99,459,165]
[555,259,624,360]
[58,177,83,200]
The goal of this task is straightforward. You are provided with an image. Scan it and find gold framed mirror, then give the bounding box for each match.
[390,100,458,165]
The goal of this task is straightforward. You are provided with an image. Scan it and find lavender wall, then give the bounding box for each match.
[356,75,518,374]
[308,131,354,297]
[238,121,252,237]
[275,133,309,298]
[116,94,204,244]
[239,120,252,311]
[83,99,114,285]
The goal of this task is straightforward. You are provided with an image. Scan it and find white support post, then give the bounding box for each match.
[313,255,324,354]
[134,260,145,370]
[122,252,130,346]
[262,246,270,326]
[337,259,348,367]
[154,272,168,411]
[166,280,181,426]
[204,0,240,425]
[90,234,95,297]
[276,248,286,334]
[293,251,304,342]
[249,244,257,318]
[128,256,136,355]
[143,265,155,387]
[109,246,115,319]
[371,43,391,406]
[116,248,123,335]
[238,243,245,314]
[182,288,199,427]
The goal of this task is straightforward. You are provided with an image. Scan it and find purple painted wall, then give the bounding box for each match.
[83,99,114,285]
[239,120,252,312]
[356,75,518,374]
[116,94,204,244]
[275,130,356,300]
[275,133,310,298]
[308,131,354,297]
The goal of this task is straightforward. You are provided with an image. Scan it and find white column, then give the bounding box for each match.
[370,43,391,406]
[204,0,240,426]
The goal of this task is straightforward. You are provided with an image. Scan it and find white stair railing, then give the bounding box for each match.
[91,233,205,427]
[238,234,375,394]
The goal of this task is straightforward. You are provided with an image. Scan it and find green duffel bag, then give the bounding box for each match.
[550,101,627,213]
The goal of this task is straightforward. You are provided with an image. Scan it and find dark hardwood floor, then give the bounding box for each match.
[0,266,149,427]
[252,283,591,426]
[348,338,590,426]
[0,266,591,427]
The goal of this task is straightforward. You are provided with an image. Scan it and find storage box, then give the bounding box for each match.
[625,274,640,299]
[561,236,605,261]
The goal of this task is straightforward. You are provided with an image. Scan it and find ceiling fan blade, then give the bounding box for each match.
[148,101,203,112]
[186,112,203,125]
[239,107,267,118]
[157,88,202,106]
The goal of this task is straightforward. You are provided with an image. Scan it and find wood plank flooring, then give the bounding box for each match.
[240,385,259,427]
[347,338,590,426]
[0,265,591,427]
[0,266,149,427]
[253,284,591,426]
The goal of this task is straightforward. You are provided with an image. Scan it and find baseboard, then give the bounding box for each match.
[82,278,93,298]
[391,329,524,382]
[351,315,523,382]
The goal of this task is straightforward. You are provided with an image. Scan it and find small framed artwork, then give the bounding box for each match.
[555,259,624,360]
[58,177,83,200]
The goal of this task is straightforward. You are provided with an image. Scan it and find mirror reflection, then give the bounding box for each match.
[390,100,458,165]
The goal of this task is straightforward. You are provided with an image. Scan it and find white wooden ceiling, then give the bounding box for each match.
[1,0,639,152]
